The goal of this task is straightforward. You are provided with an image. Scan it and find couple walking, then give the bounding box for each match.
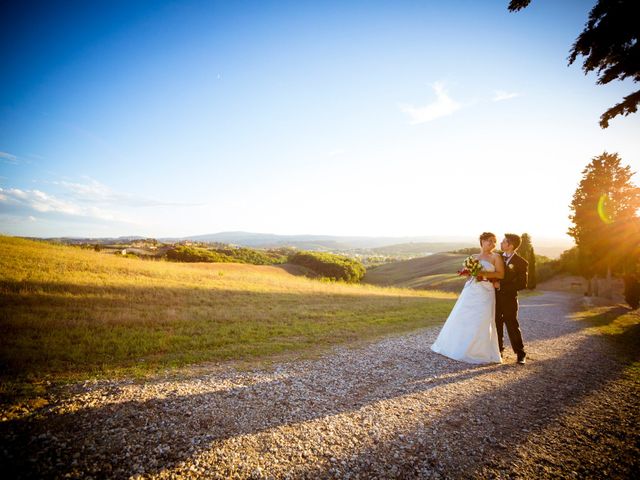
[431,232,528,365]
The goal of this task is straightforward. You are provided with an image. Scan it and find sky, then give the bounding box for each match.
[1,0,638,245]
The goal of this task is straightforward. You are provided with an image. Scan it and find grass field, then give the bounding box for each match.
[0,236,456,404]
[571,304,640,381]
[363,253,467,291]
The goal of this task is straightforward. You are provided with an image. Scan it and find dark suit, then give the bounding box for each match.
[495,252,528,356]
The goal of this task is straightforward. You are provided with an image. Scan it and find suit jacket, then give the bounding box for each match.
[497,252,529,297]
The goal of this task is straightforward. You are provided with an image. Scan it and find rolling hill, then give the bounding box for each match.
[0,236,456,403]
[363,253,468,291]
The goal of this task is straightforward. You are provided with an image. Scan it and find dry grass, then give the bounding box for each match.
[363,253,467,291]
[0,236,456,403]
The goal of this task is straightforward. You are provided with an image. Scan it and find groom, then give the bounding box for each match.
[495,233,528,364]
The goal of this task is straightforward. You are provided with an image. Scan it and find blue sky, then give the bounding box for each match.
[1,0,638,243]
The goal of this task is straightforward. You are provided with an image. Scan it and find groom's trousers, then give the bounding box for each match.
[495,293,525,356]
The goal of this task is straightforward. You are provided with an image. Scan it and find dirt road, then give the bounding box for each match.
[1,291,638,479]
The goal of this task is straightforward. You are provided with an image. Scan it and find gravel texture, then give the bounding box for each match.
[1,291,638,479]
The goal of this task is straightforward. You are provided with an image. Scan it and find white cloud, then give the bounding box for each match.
[0,187,124,222]
[399,82,462,124]
[0,151,19,164]
[52,178,198,207]
[492,90,520,102]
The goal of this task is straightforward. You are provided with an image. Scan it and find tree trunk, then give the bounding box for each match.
[605,266,613,300]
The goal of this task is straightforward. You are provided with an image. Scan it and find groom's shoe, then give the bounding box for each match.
[517,353,526,365]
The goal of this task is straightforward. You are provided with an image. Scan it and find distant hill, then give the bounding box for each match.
[169,231,477,251]
[42,231,572,258]
[43,236,146,245]
[363,253,468,292]
[532,245,571,259]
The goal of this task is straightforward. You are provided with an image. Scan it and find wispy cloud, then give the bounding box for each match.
[0,187,125,222]
[0,151,19,164]
[492,90,520,102]
[399,82,462,124]
[52,178,200,207]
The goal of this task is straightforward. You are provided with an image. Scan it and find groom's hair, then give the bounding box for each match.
[504,233,522,250]
[479,232,496,245]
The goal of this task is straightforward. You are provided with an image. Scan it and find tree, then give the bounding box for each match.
[509,0,640,128]
[624,274,640,309]
[517,233,537,289]
[568,152,640,298]
[622,217,640,308]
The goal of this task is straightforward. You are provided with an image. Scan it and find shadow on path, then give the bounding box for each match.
[1,292,636,479]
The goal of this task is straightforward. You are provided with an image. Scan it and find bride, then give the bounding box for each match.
[431,232,504,364]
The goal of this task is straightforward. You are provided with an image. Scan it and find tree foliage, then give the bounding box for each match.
[166,246,233,263]
[518,233,537,289]
[166,245,287,265]
[212,247,286,265]
[568,152,640,277]
[509,0,640,128]
[289,251,366,283]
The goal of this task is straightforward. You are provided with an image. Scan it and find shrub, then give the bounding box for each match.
[535,255,560,283]
[289,251,365,283]
[166,246,232,263]
[213,247,286,265]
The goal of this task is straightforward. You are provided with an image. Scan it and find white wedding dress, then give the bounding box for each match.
[431,259,502,364]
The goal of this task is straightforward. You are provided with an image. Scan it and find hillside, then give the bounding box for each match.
[0,236,456,403]
[165,231,477,250]
[363,253,467,291]
[371,242,472,255]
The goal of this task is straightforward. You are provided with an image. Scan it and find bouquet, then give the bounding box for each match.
[458,256,484,281]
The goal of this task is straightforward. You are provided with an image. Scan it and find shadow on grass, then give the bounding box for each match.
[573,304,640,361]
[0,279,454,402]
[2,291,639,478]
[2,287,638,478]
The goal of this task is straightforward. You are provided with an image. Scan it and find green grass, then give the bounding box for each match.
[363,253,467,290]
[0,236,456,404]
[571,304,640,380]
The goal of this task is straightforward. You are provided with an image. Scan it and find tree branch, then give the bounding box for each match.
[599,89,640,128]
[508,0,531,12]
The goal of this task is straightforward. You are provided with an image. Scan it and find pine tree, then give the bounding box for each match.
[519,233,537,289]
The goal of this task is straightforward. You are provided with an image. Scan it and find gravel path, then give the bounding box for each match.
[1,291,638,479]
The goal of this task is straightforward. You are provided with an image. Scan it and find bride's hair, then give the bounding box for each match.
[479,232,496,245]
